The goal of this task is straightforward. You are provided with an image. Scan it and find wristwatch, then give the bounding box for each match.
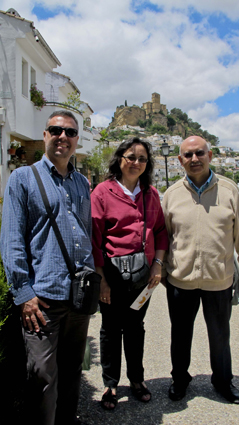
[154,258,164,266]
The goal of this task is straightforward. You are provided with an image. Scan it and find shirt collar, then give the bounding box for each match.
[41,154,75,179]
[115,179,141,201]
[186,169,213,196]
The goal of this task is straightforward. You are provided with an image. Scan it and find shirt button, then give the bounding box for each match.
[73,226,76,230]
[76,243,79,247]
[66,194,69,197]
[76,261,79,264]
[68,211,71,214]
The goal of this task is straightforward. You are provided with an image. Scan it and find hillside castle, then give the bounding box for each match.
[109,92,186,137]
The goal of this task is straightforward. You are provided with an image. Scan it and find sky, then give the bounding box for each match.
[1,0,239,148]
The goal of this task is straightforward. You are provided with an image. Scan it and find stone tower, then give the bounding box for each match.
[152,92,161,113]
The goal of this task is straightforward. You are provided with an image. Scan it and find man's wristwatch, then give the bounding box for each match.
[154,258,164,266]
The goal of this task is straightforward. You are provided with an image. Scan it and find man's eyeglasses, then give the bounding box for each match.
[183,150,206,159]
[122,155,148,164]
[45,126,78,138]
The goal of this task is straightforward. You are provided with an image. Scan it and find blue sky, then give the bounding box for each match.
[2,0,239,147]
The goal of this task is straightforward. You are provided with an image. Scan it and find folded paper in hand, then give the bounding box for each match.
[130,284,156,310]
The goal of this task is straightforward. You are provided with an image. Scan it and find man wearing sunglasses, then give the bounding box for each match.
[162,135,239,404]
[0,111,93,425]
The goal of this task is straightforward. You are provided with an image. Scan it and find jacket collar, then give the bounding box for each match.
[183,171,218,194]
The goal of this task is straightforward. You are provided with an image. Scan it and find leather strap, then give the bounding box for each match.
[142,191,147,252]
[31,164,75,279]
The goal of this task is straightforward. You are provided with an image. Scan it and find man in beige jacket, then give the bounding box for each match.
[162,135,239,403]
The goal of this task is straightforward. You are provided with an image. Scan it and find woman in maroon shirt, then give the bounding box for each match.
[91,137,168,409]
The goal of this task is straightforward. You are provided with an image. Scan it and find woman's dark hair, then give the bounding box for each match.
[106,137,154,191]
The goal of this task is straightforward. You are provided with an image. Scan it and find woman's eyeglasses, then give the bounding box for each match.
[45,126,78,138]
[122,155,148,164]
[183,150,206,159]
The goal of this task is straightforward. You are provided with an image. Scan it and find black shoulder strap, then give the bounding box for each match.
[142,191,147,252]
[31,164,75,279]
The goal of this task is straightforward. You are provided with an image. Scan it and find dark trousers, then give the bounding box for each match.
[22,299,90,425]
[100,281,150,388]
[167,282,233,387]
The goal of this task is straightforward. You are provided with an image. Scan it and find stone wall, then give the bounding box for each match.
[171,123,186,138]
[111,106,146,127]
[151,114,168,127]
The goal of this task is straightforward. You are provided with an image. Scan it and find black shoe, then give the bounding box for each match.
[214,383,239,404]
[169,382,188,401]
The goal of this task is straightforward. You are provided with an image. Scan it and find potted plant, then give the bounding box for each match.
[30,84,47,110]
[8,156,21,170]
[8,141,21,155]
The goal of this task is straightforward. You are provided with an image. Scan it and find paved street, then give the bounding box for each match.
[79,284,239,424]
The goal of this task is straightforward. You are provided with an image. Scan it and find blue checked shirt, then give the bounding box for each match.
[0,155,94,305]
[186,169,213,196]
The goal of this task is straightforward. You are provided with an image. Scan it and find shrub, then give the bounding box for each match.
[34,150,44,162]
[0,252,8,361]
[0,217,26,422]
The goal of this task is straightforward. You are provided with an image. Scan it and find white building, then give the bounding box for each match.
[225,157,236,166]
[171,135,183,145]
[0,8,97,196]
[218,146,233,154]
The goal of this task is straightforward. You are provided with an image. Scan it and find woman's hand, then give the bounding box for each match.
[96,266,111,304]
[148,261,162,289]
[100,277,111,304]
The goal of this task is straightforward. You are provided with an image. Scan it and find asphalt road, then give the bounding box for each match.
[79,284,239,424]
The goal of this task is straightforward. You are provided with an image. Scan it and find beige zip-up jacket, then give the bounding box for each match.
[162,173,239,291]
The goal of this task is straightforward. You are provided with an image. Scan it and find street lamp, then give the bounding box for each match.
[154,171,159,190]
[161,139,170,188]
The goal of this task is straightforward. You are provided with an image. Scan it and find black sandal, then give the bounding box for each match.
[130,382,151,402]
[101,388,117,410]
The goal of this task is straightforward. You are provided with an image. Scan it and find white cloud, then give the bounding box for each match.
[1,0,239,146]
[91,113,112,128]
[152,0,239,20]
[188,103,239,149]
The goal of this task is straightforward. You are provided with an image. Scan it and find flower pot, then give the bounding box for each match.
[8,148,16,155]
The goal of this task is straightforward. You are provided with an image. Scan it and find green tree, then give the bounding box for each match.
[150,124,167,135]
[99,129,109,145]
[81,142,115,182]
[159,186,167,193]
[209,164,216,172]
[234,172,239,184]
[167,115,176,128]
[207,134,219,146]
[171,145,179,155]
[211,147,220,156]
[62,90,83,111]
[170,108,188,123]
[224,171,234,180]
[138,119,147,128]
[188,119,201,130]
[169,175,181,181]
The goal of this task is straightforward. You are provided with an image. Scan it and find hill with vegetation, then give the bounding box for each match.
[108,103,219,146]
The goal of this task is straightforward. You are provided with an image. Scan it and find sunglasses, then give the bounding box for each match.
[122,155,148,164]
[45,126,78,138]
[183,150,206,159]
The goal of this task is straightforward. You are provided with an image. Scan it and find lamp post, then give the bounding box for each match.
[154,171,159,190]
[161,139,170,188]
